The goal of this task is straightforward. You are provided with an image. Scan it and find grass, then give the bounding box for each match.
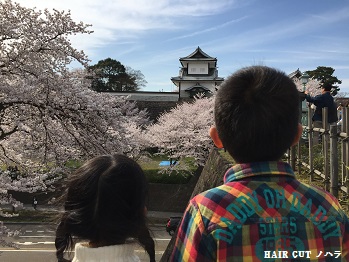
[139,156,197,184]
[64,155,197,184]
[65,159,83,169]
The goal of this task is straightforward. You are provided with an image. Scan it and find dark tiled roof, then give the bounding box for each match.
[185,82,211,91]
[289,68,302,79]
[180,46,216,61]
[171,76,224,82]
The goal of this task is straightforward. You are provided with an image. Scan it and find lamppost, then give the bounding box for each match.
[301,72,310,92]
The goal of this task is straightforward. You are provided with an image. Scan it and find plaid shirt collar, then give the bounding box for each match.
[224,161,295,183]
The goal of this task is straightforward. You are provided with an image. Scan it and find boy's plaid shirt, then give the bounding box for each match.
[171,161,349,262]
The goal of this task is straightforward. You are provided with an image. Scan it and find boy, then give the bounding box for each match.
[305,82,338,145]
[305,82,338,125]
[171,66,349,261]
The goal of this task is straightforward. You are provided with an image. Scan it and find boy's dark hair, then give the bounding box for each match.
[55,154,155,262]
[214,66,299,163]
[322,82,332,91]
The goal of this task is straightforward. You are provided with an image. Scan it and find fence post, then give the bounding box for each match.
[330,124,339,197]
[297,92,306,175]
[308,105,314,182]
[290,146,296,171]
[341,108,347,196]
[297,141,301,175]
[323,108,330,192]
[345,107,349,198]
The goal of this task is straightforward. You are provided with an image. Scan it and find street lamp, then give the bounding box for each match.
[300,72,310,92]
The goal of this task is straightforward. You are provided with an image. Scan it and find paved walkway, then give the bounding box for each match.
[147,210,182,224]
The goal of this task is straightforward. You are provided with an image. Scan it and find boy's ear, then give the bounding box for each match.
[210,126,224,148]
[291,123,303,146]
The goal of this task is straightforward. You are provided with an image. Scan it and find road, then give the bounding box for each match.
[0,223,171,262]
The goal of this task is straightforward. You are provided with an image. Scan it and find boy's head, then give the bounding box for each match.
[322,82,332,92]
[211,66,301,163]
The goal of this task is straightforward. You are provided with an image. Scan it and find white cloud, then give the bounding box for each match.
[165,16,249,42]
[14,0,238,60]
[15,0,237,35]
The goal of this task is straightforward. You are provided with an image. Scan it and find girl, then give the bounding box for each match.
[55,154,155,262]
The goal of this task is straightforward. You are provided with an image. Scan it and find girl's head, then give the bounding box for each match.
[55,154,155,261]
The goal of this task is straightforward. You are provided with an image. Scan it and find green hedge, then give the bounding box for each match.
[139,156,197,184]
[64,156,196,184]
[142,168,192,184]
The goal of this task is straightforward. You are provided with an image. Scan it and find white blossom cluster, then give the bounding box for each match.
[294,78,322,96]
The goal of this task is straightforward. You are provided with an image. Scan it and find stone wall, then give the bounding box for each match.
[134,100,179,121]
[189,148,232,198]
[147,182,195,213]
[148,148,232,213]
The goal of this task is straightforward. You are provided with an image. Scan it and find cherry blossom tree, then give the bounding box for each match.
[1,70,149,167]
[293,78,322,96]
[0,0,149,223]
[145,96,214,172]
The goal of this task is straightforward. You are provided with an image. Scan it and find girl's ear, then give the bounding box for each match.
[209,126,224,148]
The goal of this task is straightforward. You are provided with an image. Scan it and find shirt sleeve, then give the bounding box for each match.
[305,94,324,107]
[170,200,215,261]
[341,213,349,259]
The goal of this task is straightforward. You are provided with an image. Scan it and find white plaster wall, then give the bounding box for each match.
[188,62,208,75]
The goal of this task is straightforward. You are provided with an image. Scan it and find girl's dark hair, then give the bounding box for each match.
[55,154,155,262]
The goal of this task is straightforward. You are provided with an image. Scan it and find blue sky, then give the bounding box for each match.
[16,0,349,93]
